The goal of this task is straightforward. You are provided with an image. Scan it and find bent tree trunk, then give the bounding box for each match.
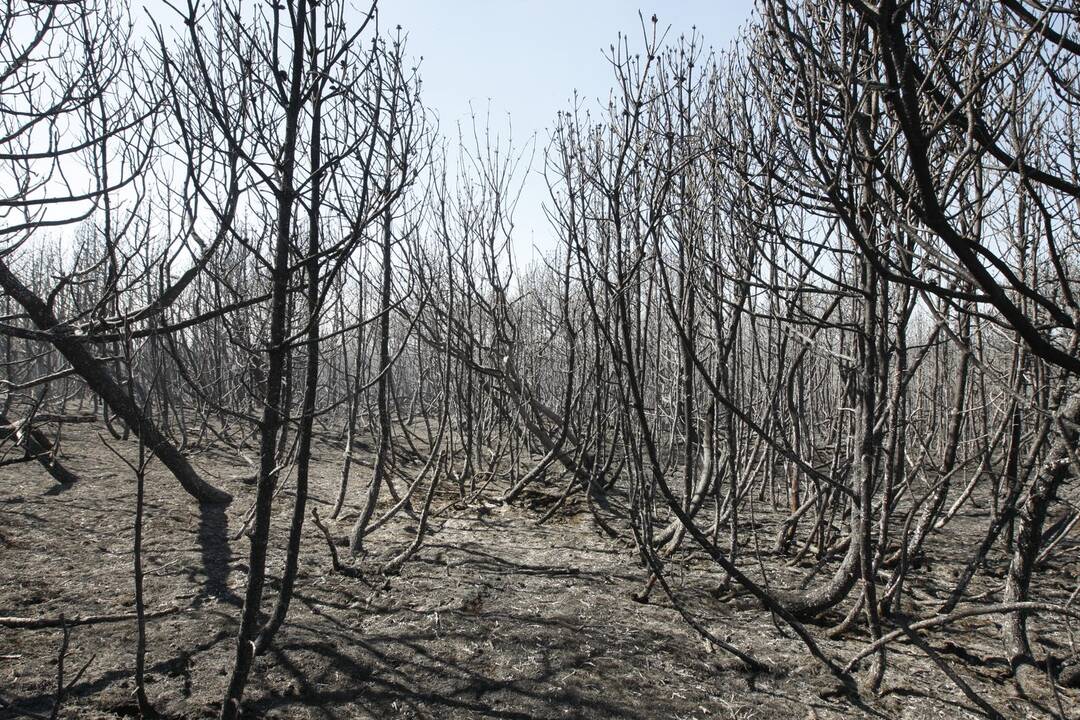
[498,356,597,486]
[770,509,862,619]
[770,377,863,620]
[1003,389,1080,685]
[0,260,231,505]
[906,309,971,559]
[0,412,79,485]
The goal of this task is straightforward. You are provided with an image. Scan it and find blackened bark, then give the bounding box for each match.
[0,260,230,504]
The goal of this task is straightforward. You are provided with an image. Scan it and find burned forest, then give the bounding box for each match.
[2,0,1080,718]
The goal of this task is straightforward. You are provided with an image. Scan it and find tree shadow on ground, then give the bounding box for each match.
[195,502,241,607]
[248,618,665,720]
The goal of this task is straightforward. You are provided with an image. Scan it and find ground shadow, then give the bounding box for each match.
[196,502,241,606]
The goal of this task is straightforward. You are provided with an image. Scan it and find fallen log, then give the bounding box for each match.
[0,606,180,629]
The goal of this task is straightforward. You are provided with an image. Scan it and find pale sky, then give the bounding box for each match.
[376,1,758,263]
[138,1,757,263]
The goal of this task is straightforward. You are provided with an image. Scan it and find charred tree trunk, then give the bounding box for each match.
[0,261,230,505]
[220,1,309,714]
